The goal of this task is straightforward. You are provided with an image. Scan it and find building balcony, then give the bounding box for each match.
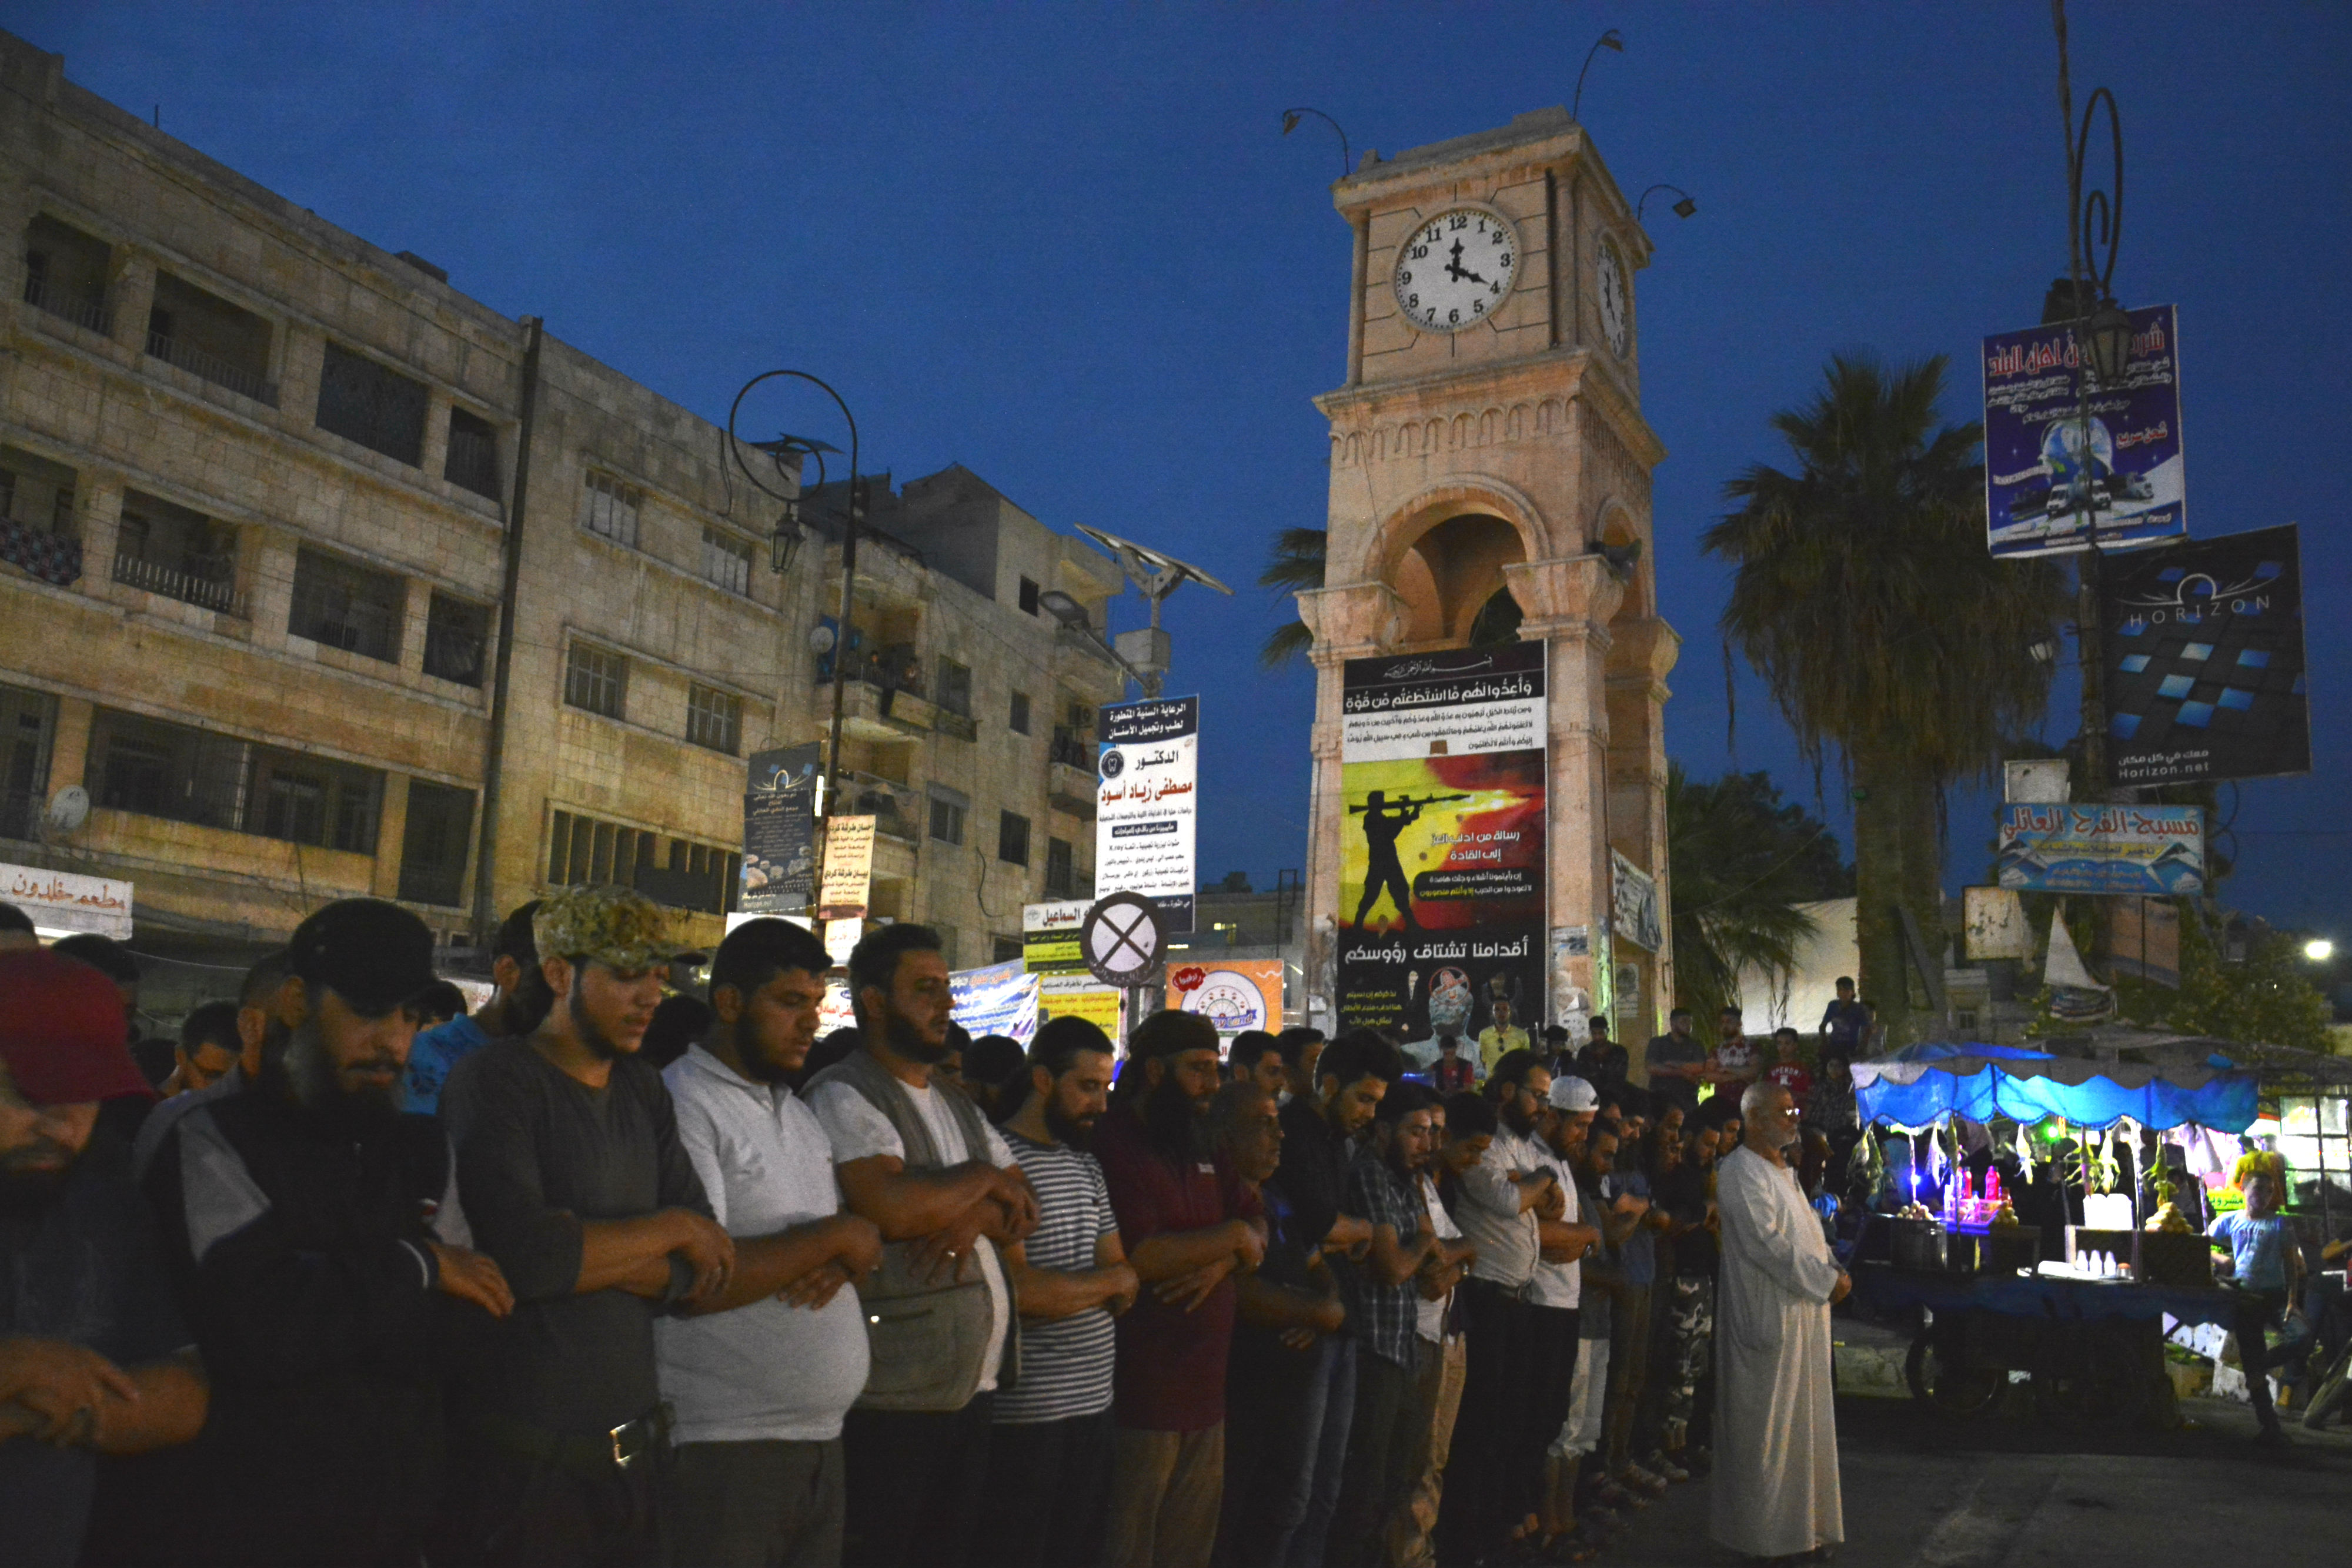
[112,549,247,617]
[22,275,110,335]
[145,329,278,406]
[1048,759,1097,821]
[838,772,923,843]
[814,676,938,742]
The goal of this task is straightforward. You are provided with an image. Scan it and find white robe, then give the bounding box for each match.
[1710,1144,1844,1559]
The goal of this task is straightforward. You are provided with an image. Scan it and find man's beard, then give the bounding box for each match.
[0,1151,74,1216]
[1044,1094,1097,1148]
[1502,1099,1539,1138]
[278,1012,402,1129]
[571,984,623,1061]
[730,1014,797,1086]
[878,1004,950,1065]
[1142,1072,1205,1159]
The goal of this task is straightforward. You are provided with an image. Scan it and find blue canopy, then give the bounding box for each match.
[1851,1038,2258,1132]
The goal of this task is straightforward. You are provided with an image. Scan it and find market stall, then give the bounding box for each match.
[1844,1032,2261,1426]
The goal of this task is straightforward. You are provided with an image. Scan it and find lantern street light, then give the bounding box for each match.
[1279,108,1352,177]
[1572,29,1625,122]
[1636,184,1697,223]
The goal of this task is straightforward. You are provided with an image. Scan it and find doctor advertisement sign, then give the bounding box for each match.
[1982,304,2186,559]
[1335,642,1546,1041]
[1095,697,1198,934]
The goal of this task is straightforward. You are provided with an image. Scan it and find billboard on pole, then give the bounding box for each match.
[2100,523,2310,786]
[1996,803,2204,896]
[1095,697,1198,934]
[1335,642,1546,1041]
[1982,305,2185,559]
[740,743,821,912]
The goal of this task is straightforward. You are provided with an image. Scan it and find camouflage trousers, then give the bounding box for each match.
[1657,1276,1715,1450]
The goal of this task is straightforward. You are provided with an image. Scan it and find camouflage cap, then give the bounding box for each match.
[533,885,705,972]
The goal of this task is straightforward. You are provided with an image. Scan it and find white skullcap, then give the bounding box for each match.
[1548,1075,1599,1112]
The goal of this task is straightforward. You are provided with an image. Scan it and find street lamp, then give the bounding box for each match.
[1039,588,1155,693]
[1070,524,1234,700]
[1636,184,1697,223]
[1572,29,1625,122]
[2307,938,2337,964]
[1279,108,1352,177]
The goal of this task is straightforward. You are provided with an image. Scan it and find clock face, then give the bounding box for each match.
[1598,240,1631,358]
[1392,207,1519,333]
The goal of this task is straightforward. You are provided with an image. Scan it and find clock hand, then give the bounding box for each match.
[1442,239,1489,285]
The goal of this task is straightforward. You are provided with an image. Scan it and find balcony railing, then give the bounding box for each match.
[445,423,500,500]
[112,549,246,616]
[145,330,279,406]
[840,773,923,841]
[1049,728,1093,770]
[22,275,110,335]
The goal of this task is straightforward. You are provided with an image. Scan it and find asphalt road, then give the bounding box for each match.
[1591,1393,2351,1567]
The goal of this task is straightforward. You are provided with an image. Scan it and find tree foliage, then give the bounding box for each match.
[1668,763,1854,1026]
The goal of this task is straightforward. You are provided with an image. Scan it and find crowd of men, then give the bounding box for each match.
[1,888,1849,1568]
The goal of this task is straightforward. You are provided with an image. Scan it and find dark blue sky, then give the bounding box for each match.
[21,3,2347,935]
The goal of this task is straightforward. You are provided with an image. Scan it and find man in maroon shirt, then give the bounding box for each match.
[1095,1010,1266,1568]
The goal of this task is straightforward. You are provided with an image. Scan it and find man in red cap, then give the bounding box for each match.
[0,948,210,1568]
[142,897,516,1568]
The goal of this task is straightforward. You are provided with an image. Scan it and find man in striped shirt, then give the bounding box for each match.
[980,1017,1140,1568]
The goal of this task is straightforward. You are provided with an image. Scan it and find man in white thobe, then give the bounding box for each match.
[1711,1081,1848,1562]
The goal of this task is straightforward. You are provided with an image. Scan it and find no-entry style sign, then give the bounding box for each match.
[1081,892,1167,988]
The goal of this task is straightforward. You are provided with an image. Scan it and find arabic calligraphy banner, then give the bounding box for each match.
[1336,642,1546,1041]
[951,960,1041,1046]
[816,815,876,921]
[1096,696,1198,934]
[1021,899,1091,976]
[1996,803,2205,897]
[2099,523,2309,786]
[1982,304,2186,559]
[740,743,821,914]
[1,861,133,939]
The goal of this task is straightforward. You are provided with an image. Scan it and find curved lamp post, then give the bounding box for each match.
[1572,29,1624,122]
[1636,183,1697,223]
[1280,107,1352,176]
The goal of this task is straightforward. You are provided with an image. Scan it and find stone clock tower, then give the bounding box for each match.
[1298,108,1681,1059]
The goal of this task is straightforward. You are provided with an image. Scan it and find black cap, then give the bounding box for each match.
[286,899,438,1018]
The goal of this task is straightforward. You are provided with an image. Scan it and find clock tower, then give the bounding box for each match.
[1297,108,1681,1058]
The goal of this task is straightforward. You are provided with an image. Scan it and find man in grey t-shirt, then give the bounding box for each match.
[1645,1009,1706,1116]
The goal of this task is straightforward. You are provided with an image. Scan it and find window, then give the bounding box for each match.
[1045,836,1075,899]
[582,472,642,548]
[115,491,239,613]
[146,272,275,404]
[85,708,382,851]
[290,548,403,661]
[935,658,973,719]
[445,408,499,499]
[398,781,475,907]
[22,216,111,333]
[1018,576,1041,615]
[927,784,968,847]
[701,529,753,596]
[248,745,382,854]
[1,445,78,538]
[998,809,1030,867]
[315,343,427,466]
[546,805,738,914]
[564,641,627,718]
[423,593,489,686]
[1008,690,1033,735]
[0,683,56,841]
[686,683,743,755]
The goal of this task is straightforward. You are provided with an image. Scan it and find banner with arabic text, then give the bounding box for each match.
[950,960,1041,1046]
[1996,803,2204,896]
[1096,697,1197,934]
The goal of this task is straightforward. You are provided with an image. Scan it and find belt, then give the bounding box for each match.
[480,1405,674,1476]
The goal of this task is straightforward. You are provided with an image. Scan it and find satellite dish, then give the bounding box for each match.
[808,624,837,655]
[44,785,90,836]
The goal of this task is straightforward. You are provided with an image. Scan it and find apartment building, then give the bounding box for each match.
[0,31,1128,1004]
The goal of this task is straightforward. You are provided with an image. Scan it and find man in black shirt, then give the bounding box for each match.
[145,899,514,1568]
[444,887,732,1568]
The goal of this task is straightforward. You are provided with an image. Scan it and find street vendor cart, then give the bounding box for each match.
[1844,1034,2260,1427]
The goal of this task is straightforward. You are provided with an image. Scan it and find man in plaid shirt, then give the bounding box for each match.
[1328,1082,1461,1565]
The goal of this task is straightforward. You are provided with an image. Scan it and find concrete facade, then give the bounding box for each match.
[0,31,1127,1005]
[1299,109,1681,1065]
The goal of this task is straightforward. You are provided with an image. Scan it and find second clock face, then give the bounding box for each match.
[1392,207,1519,333]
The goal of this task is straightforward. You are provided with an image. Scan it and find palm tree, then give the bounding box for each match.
[1258,526,1325,668]
[1668,763,1852,1028]
[1705,355,2068,1045]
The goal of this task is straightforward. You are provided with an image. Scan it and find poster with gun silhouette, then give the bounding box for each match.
[1336,641,1546,1042]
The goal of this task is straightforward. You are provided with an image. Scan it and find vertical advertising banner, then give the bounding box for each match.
[740,743,822,913]
[816,815,876,921]
[1336,643,1546,1042]
[1095,696,1198,934]
[2100,523,2310,786]
[1021,900,1092,975]
[1983,305,2186,559]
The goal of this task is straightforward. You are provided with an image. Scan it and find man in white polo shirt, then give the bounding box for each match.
[657,918,884,1568]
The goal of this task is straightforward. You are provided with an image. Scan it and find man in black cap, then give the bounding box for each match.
[142,897,514,1567]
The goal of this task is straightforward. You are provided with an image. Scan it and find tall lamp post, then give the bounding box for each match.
[726,369,864,920]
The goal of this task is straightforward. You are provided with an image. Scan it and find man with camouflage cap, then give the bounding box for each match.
[441,885,732,1568]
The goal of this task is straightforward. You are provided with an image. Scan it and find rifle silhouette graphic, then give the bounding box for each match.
[1347,793,1470,814]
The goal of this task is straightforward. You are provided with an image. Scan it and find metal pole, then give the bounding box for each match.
[472,316,543,948]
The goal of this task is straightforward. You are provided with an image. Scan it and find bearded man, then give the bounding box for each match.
[442,887,733,1568]
[803,924,1041,1568]
[144,899,514,1568]
[979,1015,1141,1568]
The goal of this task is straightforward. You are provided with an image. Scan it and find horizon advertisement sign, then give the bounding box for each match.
[1982,304,2186,559]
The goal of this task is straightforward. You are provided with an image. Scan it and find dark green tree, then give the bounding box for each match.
[1258,527,1325,668]
[1667,763,1854,1028]
[1706,354,2069,1045]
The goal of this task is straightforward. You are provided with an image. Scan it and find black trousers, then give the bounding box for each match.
[841,1395,995,1568]
[1437,1279,1539,1559]
[1326,1342,1434,1568]
[446,1442,671,1568]
[670,1437,845,1568]
[1524,1302,1580,1470]
[977,1410,1116,1568]
[1215,1343,1324,1568]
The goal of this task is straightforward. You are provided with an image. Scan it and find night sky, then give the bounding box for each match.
[19,3,2346,938]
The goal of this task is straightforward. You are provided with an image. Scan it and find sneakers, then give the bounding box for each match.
[1645,1451,1692,1483]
